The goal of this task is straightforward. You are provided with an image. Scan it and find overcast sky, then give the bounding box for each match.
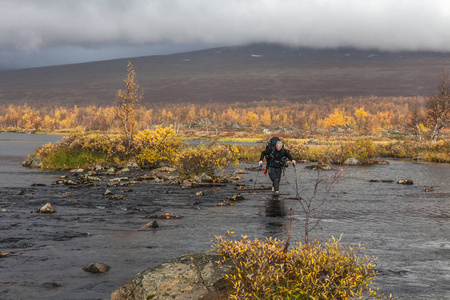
[1,0,450,70]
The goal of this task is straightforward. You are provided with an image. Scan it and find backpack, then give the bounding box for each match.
[264,137,289,171]
[265,137,282,162]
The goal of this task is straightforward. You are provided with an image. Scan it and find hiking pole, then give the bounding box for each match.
[254,163,262,187]
[293,163,300,199]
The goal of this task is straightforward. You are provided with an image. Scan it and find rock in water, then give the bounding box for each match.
[138,221,159,231]
[111,253,234,300]
[230,194,244,201]
[234,169,248,174]
[38,203,56,213]
[103,189,113,195]
[397,179,413,185]
[109,195,128,201]
[344,157,360,165]
[83,262,111,273]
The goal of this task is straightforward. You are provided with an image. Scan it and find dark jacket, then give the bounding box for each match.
[260,147,294,168]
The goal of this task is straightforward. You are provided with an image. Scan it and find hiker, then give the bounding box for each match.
[259,139,296,193]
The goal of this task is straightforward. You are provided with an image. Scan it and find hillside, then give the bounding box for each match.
[1,44,450,107]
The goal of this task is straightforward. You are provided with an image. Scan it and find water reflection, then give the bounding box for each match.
[262,197,288,237]
[265,197,286,217]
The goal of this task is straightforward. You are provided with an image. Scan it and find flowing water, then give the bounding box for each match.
[0,132,449,299]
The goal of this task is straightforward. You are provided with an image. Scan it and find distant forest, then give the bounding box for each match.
[0,96,424,134]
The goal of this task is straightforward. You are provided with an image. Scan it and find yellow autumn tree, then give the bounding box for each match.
[323,108,354,129]
[260,108,271,126]
[115,61,144,149]
[355,107,369,129]
[245,111,259,126]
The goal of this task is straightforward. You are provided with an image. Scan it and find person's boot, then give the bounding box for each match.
[273,178,280,193]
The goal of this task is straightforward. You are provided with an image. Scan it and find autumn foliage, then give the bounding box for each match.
[0,96,427,135]
[133,126,182,168]
[115,61,143,148]
[213,234,395,299]
[176,143,239,178]
[28,126,243,174]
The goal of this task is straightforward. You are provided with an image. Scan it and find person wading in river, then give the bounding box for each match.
[259,139,296,193]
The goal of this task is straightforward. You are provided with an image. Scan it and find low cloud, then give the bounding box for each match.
[1,0,450,68]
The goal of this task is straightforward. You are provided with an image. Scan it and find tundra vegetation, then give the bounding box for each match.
[213,233,395,299]
[3,63,449,298]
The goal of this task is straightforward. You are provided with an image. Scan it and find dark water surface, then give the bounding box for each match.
[0,132,65,188]
[0,133,449,299]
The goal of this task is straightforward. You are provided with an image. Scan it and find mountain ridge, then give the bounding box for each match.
[1,43,449,107]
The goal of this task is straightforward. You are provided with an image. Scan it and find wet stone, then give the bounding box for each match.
[344,157,360,165]
[194,172,214,183]
[234,169,248,174]
[181,180,192,188]
[245,165,261,171]
[228,174,242,181]
[83,262,111,273]
[110,177,129,182]
[217,201,235,206]
[138,220,159,231]
[109,195,128,201]
[37,203,56,213]
[230,194,245,201]
[103,189,113,195]
[369,179,394,183]
[397,179,414,185]
[64,180,78,185]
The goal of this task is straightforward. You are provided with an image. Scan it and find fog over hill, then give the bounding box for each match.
[1,44,449,107]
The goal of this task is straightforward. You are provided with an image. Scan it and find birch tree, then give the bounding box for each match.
[115,61,143,149]
[427,69,450,142]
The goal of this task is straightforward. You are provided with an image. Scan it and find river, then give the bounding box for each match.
[0,132,64,188]
[0,132,449,299]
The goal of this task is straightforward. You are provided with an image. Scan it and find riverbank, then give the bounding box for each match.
[1,153,450,299]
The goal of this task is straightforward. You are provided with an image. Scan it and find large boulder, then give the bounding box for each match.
[111,253,234,300]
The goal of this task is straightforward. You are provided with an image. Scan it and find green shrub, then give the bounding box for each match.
[40,148,107,170]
